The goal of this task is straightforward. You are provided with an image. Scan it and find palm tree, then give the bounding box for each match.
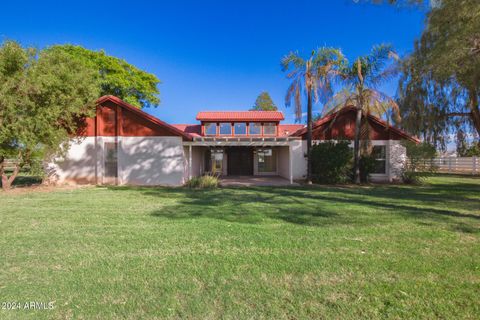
[323,44,400,184]
[282,48,346,184]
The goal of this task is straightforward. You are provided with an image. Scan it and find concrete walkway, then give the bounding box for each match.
[220,176,298,187]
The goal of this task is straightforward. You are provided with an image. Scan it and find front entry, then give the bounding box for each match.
[227,147,253,175]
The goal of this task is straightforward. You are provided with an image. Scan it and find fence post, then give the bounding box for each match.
[448,157,452,173]
[474,156,477,175]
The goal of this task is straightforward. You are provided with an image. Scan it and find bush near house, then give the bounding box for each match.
[311,141,352,184]
[311,141,379,184]
[359,154,377,183]
[185,173,219,189]
[402,141,437,184]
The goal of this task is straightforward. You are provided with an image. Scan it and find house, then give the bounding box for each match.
[47,95,419,186]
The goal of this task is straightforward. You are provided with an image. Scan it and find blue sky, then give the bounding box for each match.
[1,0,425,124]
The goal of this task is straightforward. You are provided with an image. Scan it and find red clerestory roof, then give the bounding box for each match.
[196,111,285,122]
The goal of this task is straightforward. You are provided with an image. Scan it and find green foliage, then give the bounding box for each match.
[311,141,353,184]
[323,44,399,183]
[282,47,346,183]
[0,40,100,189]
[250,91,277,111]
[185,173,219,189]
[282,47,346,121]
[402,141,437,184]
[398,0,480,147]
[324,44,400,118]
[46,45,160,108]
[461,143,480,157]
[359,154,377,183]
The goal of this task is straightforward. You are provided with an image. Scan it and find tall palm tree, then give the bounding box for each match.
[323,44,400,184]
[282,48,345,183]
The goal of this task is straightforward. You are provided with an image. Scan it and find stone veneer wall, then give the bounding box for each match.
[388,140,407,182]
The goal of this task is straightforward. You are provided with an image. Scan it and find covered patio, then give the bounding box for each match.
[184,136,303,184]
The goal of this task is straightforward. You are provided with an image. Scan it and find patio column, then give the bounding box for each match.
[289,145,293,184]
[189,145,192,180]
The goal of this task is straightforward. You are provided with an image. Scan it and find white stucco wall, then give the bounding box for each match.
[277,146,290,180]
[184,146,205,180]
[48,136,187,186]
[46,137,97,184]
[290,140,306,180]
[120,136,185,186]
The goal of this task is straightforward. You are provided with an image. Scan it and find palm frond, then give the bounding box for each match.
[294,81,302,121]
[323,86,356,115]
[281,52,305,72]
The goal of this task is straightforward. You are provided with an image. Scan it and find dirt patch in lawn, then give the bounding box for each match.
[1,183,94,195]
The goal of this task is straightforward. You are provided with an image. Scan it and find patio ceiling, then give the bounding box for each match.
[184,136,301,146]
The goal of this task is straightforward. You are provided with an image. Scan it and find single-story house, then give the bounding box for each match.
[47,95,419,186]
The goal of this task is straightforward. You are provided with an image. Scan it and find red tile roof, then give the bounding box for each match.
[171,124,202,137]
[196,111,284,121]
[278,124,305,137]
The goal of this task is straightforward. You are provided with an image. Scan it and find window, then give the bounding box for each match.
[219,123,232,135]
[372,145,386,174]
[249,123,262,135]
[257,148,277,173]
[263,123,276,135]
[234,122,247,135]
[205,123,217,135]
[104,142,118,179]
[210,149,223,174]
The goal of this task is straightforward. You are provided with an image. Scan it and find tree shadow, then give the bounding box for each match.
[146,187,356,226]
[135,179,479,233]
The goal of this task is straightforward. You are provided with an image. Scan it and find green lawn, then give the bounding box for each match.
[1,176,479,319]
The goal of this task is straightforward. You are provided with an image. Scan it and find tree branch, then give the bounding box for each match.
[446,112,471,117]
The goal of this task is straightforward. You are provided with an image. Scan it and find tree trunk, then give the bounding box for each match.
[0,158,20,191]
[353,106,362,184]
[306,89,313,184]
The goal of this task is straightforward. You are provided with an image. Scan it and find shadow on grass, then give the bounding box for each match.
[107,179,480,232]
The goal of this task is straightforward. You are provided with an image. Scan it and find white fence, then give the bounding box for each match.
[1,159,19,170]
[424,157,479,175]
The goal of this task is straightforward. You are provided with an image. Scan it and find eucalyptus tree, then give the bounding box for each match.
[323,44,400,184]
[397,0,480,148]
[282,48,346,183]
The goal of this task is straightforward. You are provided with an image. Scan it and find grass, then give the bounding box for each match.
[0,176,479,319]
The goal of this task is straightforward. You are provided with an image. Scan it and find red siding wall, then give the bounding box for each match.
[78,100,180,137]
[311,112,405,140]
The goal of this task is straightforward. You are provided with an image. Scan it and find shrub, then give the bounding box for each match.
[402,141,437,184]
[185,173,219,189]
[464,143,480,157]
[311,141,353,184]
[359,154,377,183]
